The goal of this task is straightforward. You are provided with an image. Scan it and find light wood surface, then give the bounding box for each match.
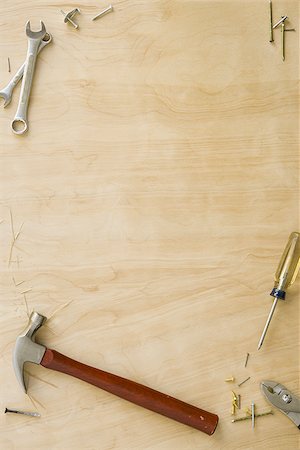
[0,0,299,449]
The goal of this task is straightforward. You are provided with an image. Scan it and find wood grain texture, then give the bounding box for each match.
[0,0,299,449]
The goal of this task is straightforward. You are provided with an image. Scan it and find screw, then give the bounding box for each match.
[225,376,235,382]
[231,391,238,415]
[61,8,80,29]
[92,5,113,21]
[281,393,292,403]
[232,410,273,422]
[4,408,40,417]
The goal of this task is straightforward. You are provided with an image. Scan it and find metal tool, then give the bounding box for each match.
[257,232,300,350]
[0,33,52,108]
[61,8,80,29]
[12,312,219,435]
[4,407,40,417]
[261,381,300,429]
[92,5,113,21]
[11,21,47,135]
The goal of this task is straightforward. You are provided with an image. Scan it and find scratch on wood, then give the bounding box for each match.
[49,299,74,321]
[44,323,59,336]
[27,370,58,389]
[20,288,32,295]
[23,293,29,317]
[15,222,24,240]
[8,211,25,267]
[9,208,15,239]
[13,277,25,286]
[27,393,45,411]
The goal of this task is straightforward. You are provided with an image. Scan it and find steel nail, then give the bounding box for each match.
[269,1,274,42]
[244,352,250,367]
[4,408,40,417]
[238,376,250,387]
[92,5,113,21]
[273,15,288,29]
[61,9,80,29]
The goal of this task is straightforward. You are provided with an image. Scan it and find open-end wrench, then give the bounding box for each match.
[0,33,52,108]
[11,21,47,135]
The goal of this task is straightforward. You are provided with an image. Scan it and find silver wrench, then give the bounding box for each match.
[11,21,47,135]
[0,32,52,108]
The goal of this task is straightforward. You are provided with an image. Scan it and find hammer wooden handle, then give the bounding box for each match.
[41,349,218,435]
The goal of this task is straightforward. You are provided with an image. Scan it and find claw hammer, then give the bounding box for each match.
[12,312,219,435]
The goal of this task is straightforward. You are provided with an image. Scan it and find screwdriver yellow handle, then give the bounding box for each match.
[271,232,300,300]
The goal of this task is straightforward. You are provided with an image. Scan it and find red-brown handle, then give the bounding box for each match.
[41,349,218,435]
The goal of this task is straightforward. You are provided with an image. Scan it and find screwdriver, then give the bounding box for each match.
[257,232,300,350]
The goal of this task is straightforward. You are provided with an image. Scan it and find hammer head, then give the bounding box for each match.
[13,312,47,393]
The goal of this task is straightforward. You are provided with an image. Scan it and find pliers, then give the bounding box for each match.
[261,380,300,429]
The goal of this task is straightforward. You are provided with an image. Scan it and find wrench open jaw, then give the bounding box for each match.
[0,33,52,108]
[11,20,47,135]
[25,20,47,40]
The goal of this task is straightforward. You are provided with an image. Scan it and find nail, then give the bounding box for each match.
[251,401,255,429]
[281,22,285,61]
[238,376,250,387]
[61,9,80,29]
[92,5,113,21]
[244,352,250,367]
[4,408,40,417]
[269,1,273,42]
[273,15,288,29]
[7,57,11,73]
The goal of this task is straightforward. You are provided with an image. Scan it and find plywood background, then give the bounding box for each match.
[0,1,299,449]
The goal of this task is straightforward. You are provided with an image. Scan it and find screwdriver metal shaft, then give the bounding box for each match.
[257,232,300,350]
[257,297,278,350]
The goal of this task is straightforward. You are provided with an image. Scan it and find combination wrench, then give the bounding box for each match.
[0,33,52,108]
[11,21,47,135]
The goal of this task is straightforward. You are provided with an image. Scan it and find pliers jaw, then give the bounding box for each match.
[261,381,300,429]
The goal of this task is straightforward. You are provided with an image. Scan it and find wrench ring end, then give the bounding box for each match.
[11,118,28,135]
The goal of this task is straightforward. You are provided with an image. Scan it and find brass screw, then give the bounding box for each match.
[232,410,273,422]
[231,391,238,415]
[225,376,235,382]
